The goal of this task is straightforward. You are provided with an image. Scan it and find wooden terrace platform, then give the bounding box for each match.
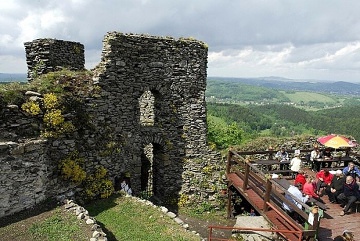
[225,149,360,241]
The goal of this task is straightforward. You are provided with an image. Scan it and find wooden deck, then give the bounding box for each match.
[225,149,360,241]
[227,173,304,241]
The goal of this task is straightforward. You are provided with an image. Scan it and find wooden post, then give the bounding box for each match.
[227,188,233,218]
[312,210,320,240]
[263,179,272,212]
[243,160,250,191]
[226,150,232,174]
[306,206,319,241]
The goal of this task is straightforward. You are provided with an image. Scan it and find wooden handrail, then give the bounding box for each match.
[226,149,322,239]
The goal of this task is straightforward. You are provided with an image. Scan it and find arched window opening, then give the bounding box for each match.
[139,90,155,126]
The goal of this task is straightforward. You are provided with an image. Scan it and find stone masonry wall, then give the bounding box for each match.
[24,38,85,81]
[0,32,225,218]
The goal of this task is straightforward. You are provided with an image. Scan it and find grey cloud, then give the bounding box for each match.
[1,0,360,81]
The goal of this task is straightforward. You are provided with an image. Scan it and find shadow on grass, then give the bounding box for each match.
[92,220,117,241]
[0,198,58,228]
[84,194,122,241]
[84,193,120,216]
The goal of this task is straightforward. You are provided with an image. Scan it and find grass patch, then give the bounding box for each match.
[0,205,90,241]
[281,91,337,104]
[29,208,87,241]
[85,195,201,241]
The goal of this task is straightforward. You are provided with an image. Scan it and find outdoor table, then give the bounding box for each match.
[251,160,290,172]
[313,157,353,172]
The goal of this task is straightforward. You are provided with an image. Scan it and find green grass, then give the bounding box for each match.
[28,208,88,241]
[85,195,201,241]
[281,91,337,104]
[0,206,89,241]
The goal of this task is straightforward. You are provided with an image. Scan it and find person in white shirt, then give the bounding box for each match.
[283,183,309,212]
[121,180,132,195]
[283,183,309,223]
[290,153,302,173]
[289,150,302,179]
[310,147,322,171]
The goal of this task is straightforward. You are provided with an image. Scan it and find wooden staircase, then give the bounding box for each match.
[226,151,319,241]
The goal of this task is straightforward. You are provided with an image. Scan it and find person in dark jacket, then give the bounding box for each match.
[333,230,355,241]
[337,176,360,216]
[325,170,344,203]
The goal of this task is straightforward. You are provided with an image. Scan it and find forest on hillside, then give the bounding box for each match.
[207,102,360,149]
[205,79,360,149]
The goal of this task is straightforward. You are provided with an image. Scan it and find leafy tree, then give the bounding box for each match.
[207,115,243,149]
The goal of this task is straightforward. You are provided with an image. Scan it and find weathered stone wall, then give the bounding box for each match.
[0,32,225,218]
[89,32,209,198]
[24,38,85,81]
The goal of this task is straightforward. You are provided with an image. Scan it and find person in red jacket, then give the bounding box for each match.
[294,170,307,190]
[316,169,334,195]
[303,176,323,203]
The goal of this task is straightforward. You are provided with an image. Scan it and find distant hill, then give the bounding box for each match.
[208,77,360,95]
[0,73,27,82]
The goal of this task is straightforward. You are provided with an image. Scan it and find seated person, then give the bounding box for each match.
[303,176,321,200]
[337,176,360,216]
[322,147,333,168]
[342,162,360,182]
[325,170,345,203]
[333,231,355,241]
[294,170,307,189]
[310,147,322,171]
[282,183,309,223]
[275,147,289,170]
[316,169,334,195]
[120,179,133,195]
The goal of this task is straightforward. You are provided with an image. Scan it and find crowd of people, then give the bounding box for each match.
[286,160,360,216]
[272,145,359,240]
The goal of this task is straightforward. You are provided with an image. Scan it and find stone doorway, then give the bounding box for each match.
[140,142,166,201]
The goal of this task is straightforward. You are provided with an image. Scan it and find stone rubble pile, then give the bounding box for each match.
[63,199,107,241]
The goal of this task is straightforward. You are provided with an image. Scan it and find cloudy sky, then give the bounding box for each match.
[1,0,360,82]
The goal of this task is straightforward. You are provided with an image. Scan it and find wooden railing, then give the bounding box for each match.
[225,149,321,240]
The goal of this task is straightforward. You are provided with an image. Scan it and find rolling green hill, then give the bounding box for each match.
[206,78,360,110]
[207,102,360,143]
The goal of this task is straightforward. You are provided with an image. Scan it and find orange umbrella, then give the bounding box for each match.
[317,134,357,149]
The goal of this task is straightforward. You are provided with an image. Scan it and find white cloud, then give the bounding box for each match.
[1,0,360,82]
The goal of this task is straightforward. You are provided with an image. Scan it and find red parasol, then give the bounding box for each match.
[317,134,357,149]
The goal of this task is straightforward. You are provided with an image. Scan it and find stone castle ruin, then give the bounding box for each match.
[0,32,222,218]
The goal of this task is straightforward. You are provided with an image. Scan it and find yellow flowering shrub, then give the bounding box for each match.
[59,158,86,184]
[95,166,107,179]
[21,101,41,115]
[43,109,64,127]
[178,193,189,207]
[43,93,59,110]
[83,166,114,200]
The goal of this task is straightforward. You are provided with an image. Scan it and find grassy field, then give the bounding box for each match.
[85,195,202,241]
[280,91,337,104]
